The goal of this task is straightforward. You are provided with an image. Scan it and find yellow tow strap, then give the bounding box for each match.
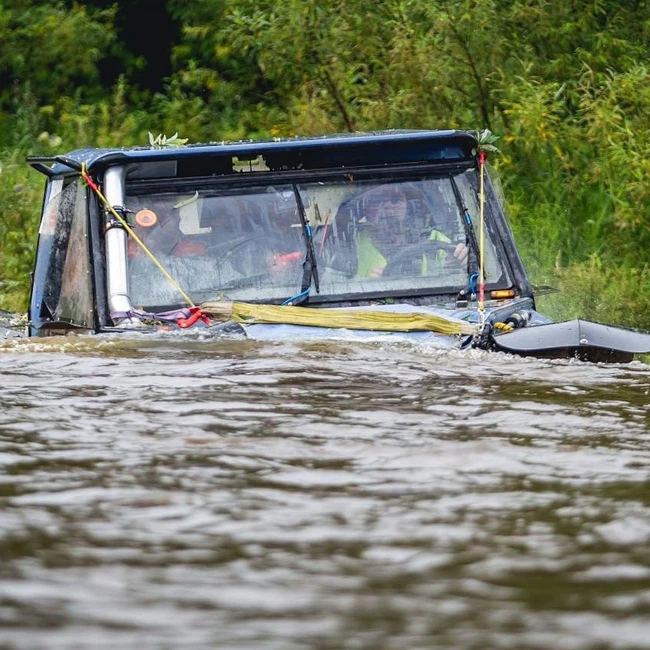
[201,301,478,336]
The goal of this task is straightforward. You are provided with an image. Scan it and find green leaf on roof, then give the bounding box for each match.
[148,132,189,148]
[473,129,500,155]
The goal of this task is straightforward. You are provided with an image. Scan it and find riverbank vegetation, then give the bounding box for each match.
[1,0,649,327]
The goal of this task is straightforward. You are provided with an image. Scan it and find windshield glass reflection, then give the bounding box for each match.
[124,174,508,309]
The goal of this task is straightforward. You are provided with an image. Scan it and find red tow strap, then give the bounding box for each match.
[176,306,211,328]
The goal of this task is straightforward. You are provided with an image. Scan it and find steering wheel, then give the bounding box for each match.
[382,240,459,276]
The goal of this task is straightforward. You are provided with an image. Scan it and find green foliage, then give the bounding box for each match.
[535,256,650,331]
[0,2,117,110]
[0,152,41,311]
[148,132,189,148]
[475,129,500,154]
[1,0,650,329]
[44,77,150,150]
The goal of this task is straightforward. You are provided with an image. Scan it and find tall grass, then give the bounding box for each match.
[0,153,42,311]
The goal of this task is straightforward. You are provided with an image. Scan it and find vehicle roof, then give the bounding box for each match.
[27,129,479,176]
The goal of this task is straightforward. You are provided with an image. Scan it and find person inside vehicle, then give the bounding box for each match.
[355,184,469,278]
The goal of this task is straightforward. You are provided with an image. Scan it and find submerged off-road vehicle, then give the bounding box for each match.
[19,129,650,362]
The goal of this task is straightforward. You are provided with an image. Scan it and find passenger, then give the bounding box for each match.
[356,184,469,277]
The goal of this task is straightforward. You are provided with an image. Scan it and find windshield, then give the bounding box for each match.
[124,173,508,309]
[126,186,305,307]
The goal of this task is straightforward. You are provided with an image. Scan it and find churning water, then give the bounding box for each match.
[1,334,650,649]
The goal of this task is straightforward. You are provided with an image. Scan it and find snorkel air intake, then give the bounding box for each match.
[103,166,141,326]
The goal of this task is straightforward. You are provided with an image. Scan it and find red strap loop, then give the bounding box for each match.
[176,306,210,328]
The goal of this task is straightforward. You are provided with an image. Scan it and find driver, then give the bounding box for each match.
[356,184,469,277]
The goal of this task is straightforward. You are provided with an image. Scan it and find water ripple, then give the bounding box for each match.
[1,337,649,649]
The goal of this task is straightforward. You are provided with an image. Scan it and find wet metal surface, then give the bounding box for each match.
[1,335,650,649]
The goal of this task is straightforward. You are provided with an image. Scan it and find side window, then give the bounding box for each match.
[33,178,91,326]
[31,177,93,328]
[54,181,93,326]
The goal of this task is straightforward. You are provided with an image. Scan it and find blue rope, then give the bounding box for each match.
[281,287,310,305]
[468,273,478,295]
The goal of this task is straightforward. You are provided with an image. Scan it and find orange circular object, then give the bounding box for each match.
[135,209,158,227]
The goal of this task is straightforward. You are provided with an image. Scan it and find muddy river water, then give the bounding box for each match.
[1,333,650,649]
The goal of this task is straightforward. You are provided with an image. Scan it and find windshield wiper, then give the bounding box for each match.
[292,184,320,299]
[449,174,481,291]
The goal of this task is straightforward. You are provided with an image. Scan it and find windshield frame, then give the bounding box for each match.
[115,161,518,312]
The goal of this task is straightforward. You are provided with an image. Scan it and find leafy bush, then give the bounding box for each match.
[0,153,42,311]
[2,0,650,331]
